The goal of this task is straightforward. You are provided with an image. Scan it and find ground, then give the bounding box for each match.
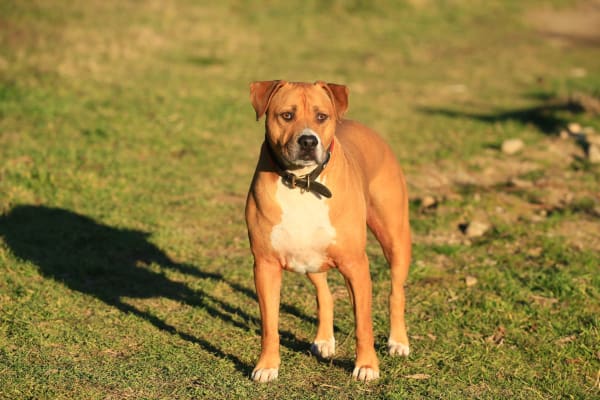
[0,1,599,399]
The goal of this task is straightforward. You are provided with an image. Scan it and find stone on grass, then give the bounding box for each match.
[567,122,582,134]
[421,195,437,209]
[465,276,478,287]
[463,220,491,238]
[501,138,524,155]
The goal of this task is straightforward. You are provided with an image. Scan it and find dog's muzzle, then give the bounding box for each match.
[288,129,324,165]
[297,134,318,160]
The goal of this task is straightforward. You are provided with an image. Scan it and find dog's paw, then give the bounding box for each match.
[352,366,380,382]
[310,337,335,359]
[387,339,410,357]
[251,368,279,383]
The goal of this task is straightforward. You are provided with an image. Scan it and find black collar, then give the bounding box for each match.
[265,138,333,199]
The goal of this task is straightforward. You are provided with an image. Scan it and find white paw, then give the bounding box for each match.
[388,339,410,357]
[352,366,380,382]
[251,368,279,383]
[310,337,336,359]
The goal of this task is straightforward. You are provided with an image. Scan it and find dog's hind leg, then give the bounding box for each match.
[386,243,411,357]
[366,168,411,357]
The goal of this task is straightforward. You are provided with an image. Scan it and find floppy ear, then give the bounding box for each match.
[250,80,286,121]
[317,81,349,121]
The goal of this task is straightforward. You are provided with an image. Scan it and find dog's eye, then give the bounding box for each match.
[316,113,328,122]
[280,112,294,121]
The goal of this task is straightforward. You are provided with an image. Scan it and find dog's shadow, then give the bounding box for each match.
[0,205,318,376]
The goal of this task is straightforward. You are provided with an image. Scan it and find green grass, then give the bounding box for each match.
[1,1,599,398]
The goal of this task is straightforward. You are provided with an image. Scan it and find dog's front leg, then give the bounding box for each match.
[252,259,282,382]
[342,254,380,382]
[307,272,335,358]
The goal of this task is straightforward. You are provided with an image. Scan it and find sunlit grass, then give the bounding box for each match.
[1,1,599,398]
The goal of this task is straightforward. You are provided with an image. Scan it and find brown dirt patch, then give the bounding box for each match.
[408,134,600,251]
[526,1,600,47]
[555,218,600,251]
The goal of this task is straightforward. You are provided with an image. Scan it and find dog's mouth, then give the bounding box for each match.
[284,145,323,169]
[298,149,319,162]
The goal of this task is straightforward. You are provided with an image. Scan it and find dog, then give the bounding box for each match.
[245,80,411,382]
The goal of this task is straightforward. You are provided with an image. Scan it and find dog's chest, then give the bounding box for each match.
[270,179,336,274]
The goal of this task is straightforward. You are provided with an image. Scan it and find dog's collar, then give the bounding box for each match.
[265,137,333,199]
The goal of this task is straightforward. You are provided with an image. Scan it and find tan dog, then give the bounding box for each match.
[245,80,411,382]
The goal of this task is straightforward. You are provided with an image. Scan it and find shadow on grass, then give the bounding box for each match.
[0,205,319,377]
[418,94,587,135]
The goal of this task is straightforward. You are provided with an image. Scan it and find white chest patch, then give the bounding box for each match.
[270,178,336,274]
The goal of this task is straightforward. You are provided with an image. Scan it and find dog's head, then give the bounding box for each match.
[250,80,348,170]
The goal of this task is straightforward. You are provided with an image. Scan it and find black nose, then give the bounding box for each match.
[297,134,318,150]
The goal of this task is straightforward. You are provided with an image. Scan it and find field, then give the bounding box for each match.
[1,1,599,398]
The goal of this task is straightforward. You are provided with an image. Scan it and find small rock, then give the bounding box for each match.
[420,195,437,209]
[567,122,582,134]
[588,144,600,164]
[465,276,478,287]
[463,220,491,238]
[501,138,524,155]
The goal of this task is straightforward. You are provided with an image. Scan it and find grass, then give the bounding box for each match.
[1,0,599,398]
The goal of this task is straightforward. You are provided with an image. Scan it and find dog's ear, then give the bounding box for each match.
[317,82,349,121]
[250,80,286,121]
